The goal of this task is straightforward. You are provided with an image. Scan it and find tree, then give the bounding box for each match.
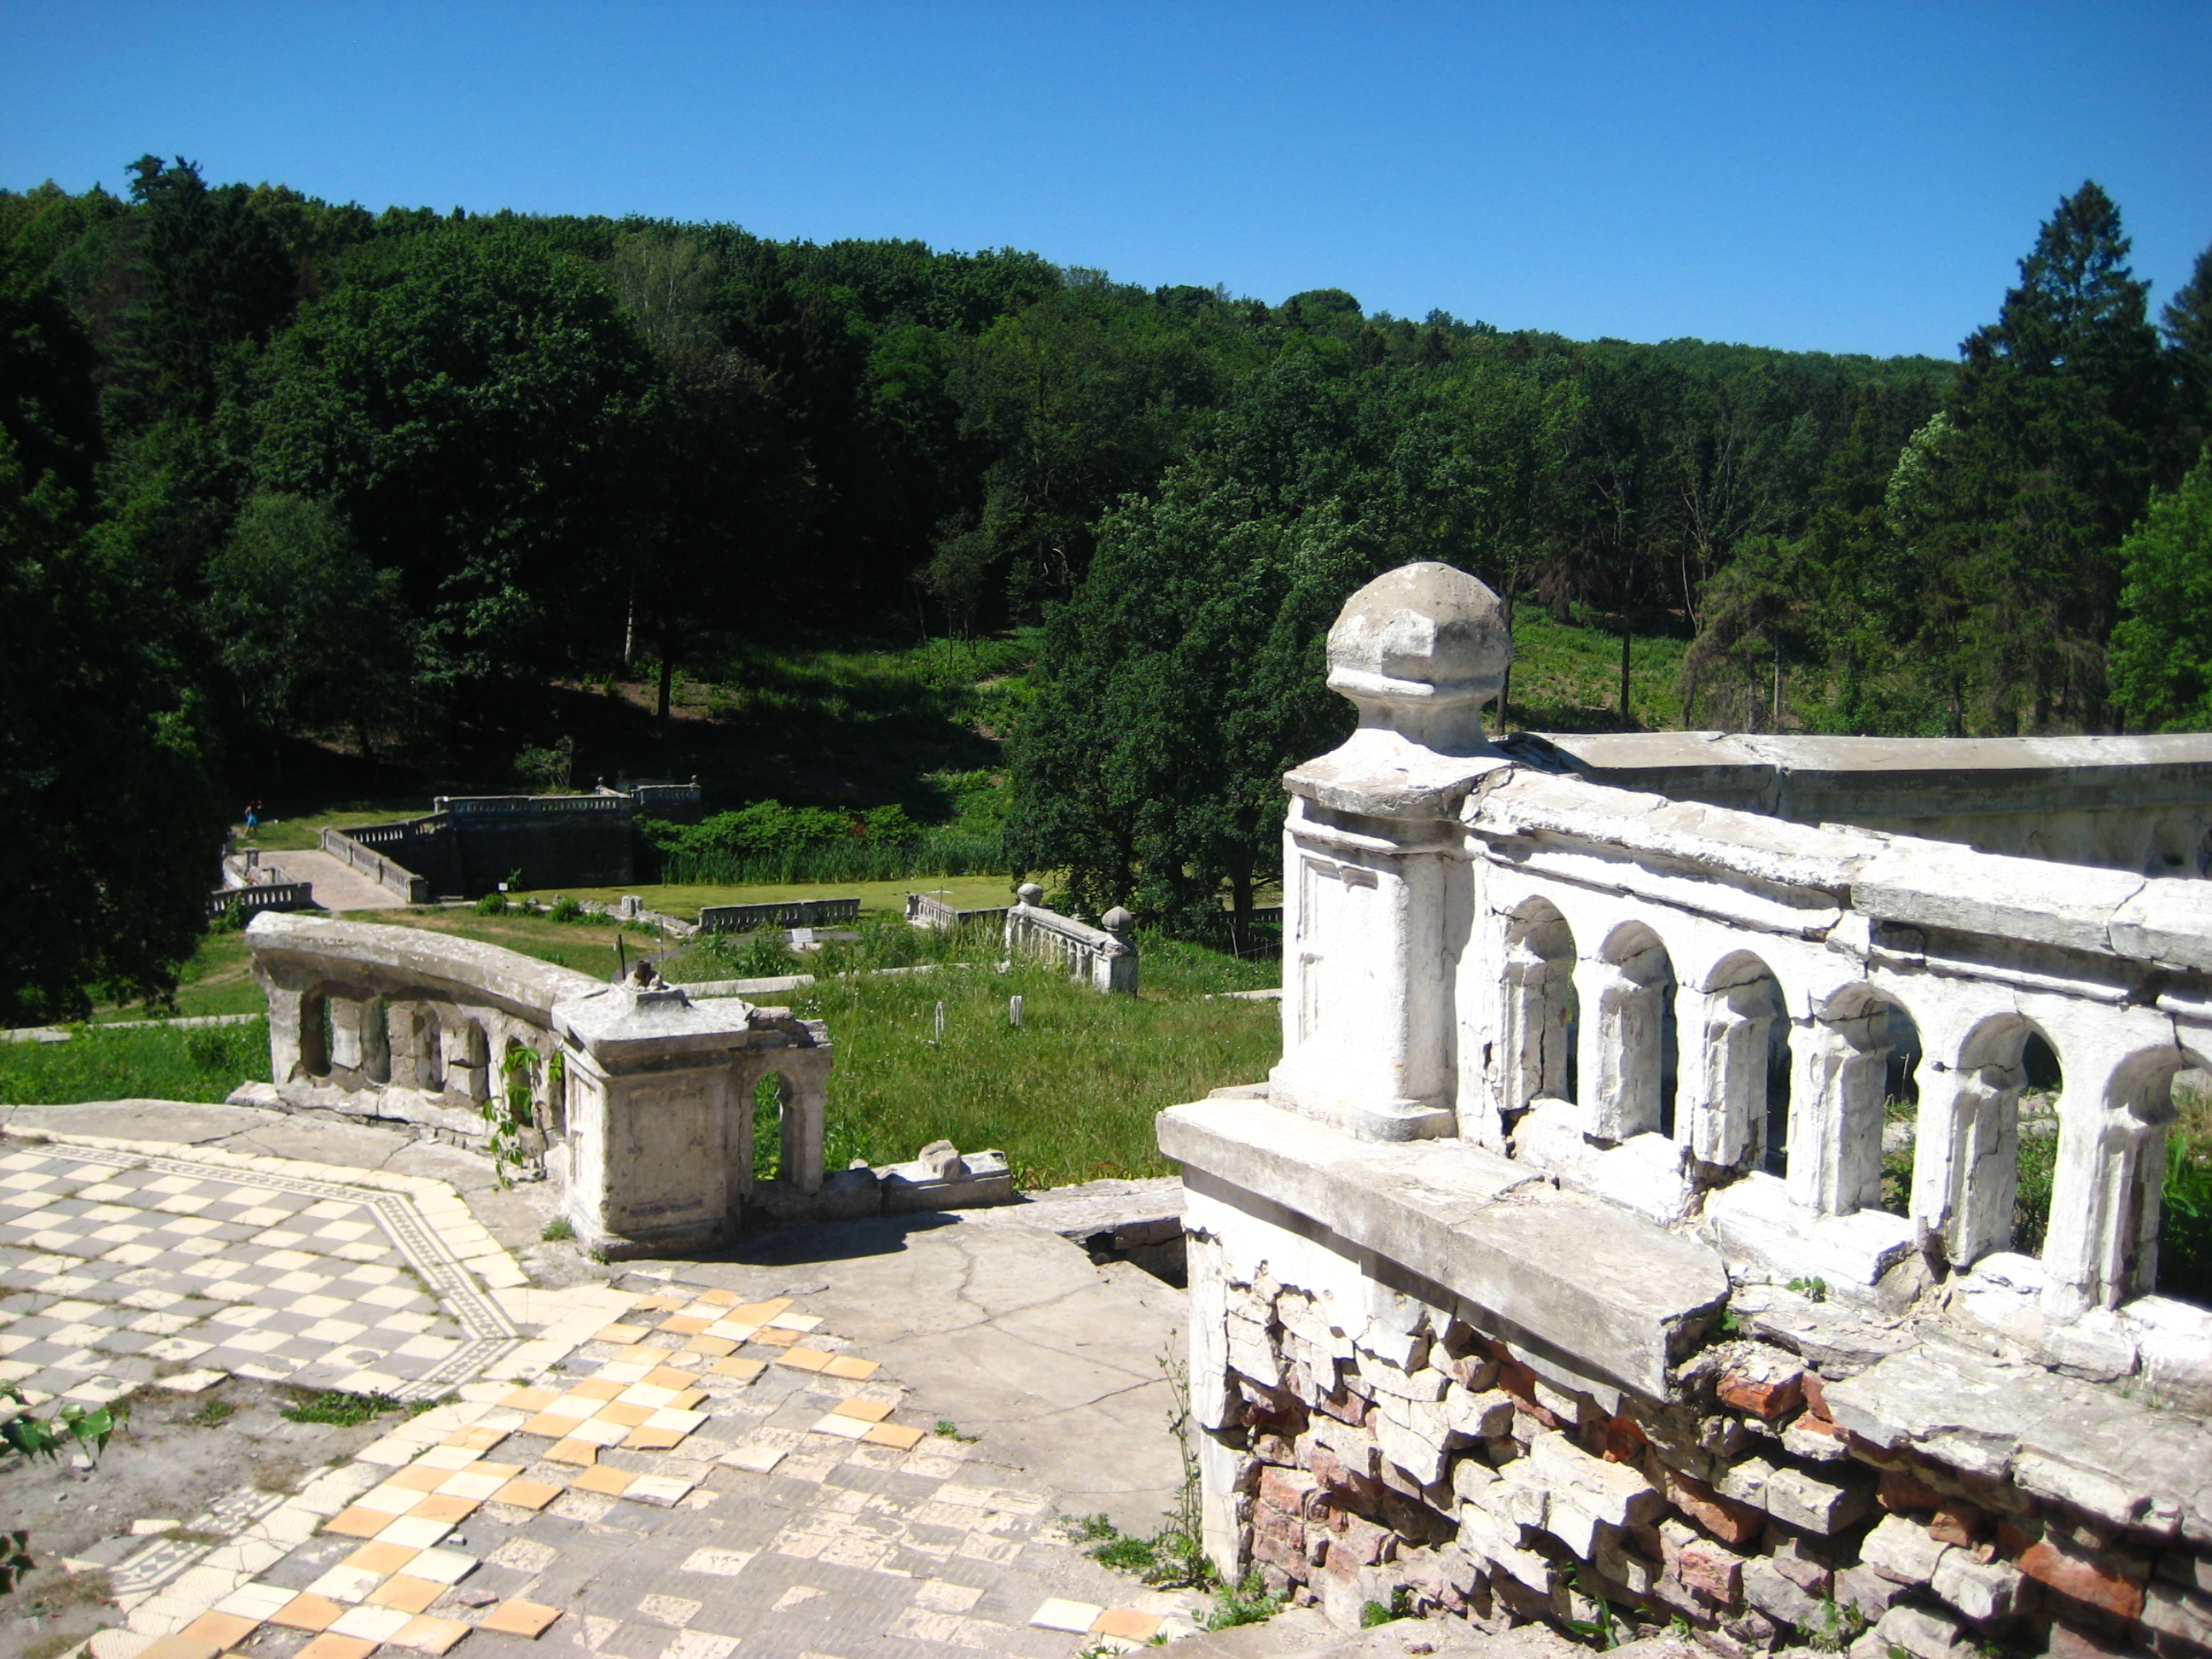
[2110,446,2212,730]
[203,493,417,754]
[2167,244,2212,455]
[249,230,655,696]
[0,254,224,1022]
[1907,182,2174,731]
[607,233,805,725]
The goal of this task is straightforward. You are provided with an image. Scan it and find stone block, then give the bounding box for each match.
[1881,1467,1947,1514]
[2157,1549,2212,1597]
[1783,1413,1853,1463]
[2141,1580,2212,1649]
[1863,1515,1955,1587]
[1930,1551,2024,1623]
[1926,1499,1987,1547]
[1840,1564,1908,1621]
[1527,1429,1663,1528]
[1764,1465,1871,1535]
[1373,1412,1449,1487]
[1450,1387,1517,1441]
[2044,1622,2154,1659]
[1159,1100,1729,1398]
[1713,1455,1776,1508]
[1875,1601,1965,1659]
[877,1146,1013,1213]
[1359,1360,1448,1402]
[1259,1466,1324,1521]
[1678,1536,1746,1605]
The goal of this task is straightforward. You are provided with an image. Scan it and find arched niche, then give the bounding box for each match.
[1788,984,1927,1218]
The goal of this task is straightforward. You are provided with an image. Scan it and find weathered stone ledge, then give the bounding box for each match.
[1158,1097,1731,1399]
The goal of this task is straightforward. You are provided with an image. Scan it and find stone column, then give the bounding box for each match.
[1912,1062,2023,1269]
[2039,1049,2167,1319]
[1269,563,1512,1143]
[1575,946,1668,1144]
[1785,1008,1889,1215]
[1677,979,1775,1171]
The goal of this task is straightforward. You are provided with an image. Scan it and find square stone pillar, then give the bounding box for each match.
[1267,563,1513,1143]
[556,984,832,1257]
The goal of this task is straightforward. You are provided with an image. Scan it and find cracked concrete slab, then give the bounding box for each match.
[640,1214,1190,1534]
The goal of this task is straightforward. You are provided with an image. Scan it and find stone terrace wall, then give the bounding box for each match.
[1529,731,2212,879]
[1161,563,2212,1659]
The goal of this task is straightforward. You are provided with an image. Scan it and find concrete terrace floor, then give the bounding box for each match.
[0,1099,1196,1659]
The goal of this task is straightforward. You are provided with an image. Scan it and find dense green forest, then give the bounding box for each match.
[3,159,2209,1010]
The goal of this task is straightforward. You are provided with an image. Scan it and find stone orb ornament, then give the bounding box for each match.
[1325,562,1511,756]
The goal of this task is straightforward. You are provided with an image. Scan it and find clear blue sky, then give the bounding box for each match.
[5,1,2208,359]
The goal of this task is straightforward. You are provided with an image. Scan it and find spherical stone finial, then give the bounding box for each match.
[1017,882,1045,906]
[1101,905,1135,936]
[1326,562,1511,754]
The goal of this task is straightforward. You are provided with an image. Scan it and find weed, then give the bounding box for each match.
[280,1389,402,1426]
[1805,1594,1867,1653]
[25,1630,84,1659]
[548,896,586,924]
[1360,1588,1414,1627]
[473,891,509,916]
[1068,1355,1215,1591]
[1203,1572,1284,1631]
[166,1528,227,1546]
[0,1020,271,1108]
[20,1569,112,1617]
[254,1458,307,1493]
[1787,1276,1829,1302]
[541,1216,576,1242]
[933,1420,979,1442]
[1716,1309,1744,1336]
[190,1398,235,1427]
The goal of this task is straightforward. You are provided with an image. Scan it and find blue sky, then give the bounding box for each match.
[5,1,2208,358]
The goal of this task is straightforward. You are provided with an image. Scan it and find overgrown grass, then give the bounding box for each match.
[0,1019,269,1105]
[777,938,1277,1186]
[359,909,664,979]
[1501,610,1691,734]
[655,829,1005,887]
[89,930,261,1022]
[516,875,1017,925]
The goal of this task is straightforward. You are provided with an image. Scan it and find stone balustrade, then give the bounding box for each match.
[244,912,830,1255]
[1004,884,1138,993]
[1163,563,2212,1654]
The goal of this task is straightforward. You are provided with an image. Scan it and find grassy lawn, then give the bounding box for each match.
[0,1019,270,1105]
[89,931,265,1022]
[343,907,665,980]
[241,801,432,852]
[787,952,1277,1188]
[518,874,1020,923]
[1503,610,1690,734]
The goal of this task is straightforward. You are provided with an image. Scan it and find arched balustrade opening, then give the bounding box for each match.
[1497,899,1576,1122]
[1584,922,1678,1144]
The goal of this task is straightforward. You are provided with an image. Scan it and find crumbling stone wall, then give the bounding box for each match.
[1164,562,2212,1659]
[1185,1210,2212,1659]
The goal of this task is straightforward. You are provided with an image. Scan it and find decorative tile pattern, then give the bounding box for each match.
[113,1272,1193,1659]
[0,1145,516,1409]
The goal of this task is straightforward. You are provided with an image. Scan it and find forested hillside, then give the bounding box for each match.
[4,160,2209,1010]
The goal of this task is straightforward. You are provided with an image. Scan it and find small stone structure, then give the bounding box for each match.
[244,912,828,1255]
[1006,884,1139,993]
[698,896,863,933]
[1164,563,2212,1656]
[905,891,1012,931]
[241,912,1016,1247]
[320,779,703,902]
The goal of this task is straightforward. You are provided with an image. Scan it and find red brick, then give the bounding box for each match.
[1927,1499,1987,1547]
[1715,1365,1804,1421]
[1330,1511,1394,1569]
[1678,1538,1745,1604]
[1800,1371,1832,1422]
[1586,1413,1650,1464]
[2017,1539,2146,1621]
[1259,1465,1324,1521]
[1652,1460,1764,1548]
[1880,1467,1946,1514]
[1493,1355,1567,1429]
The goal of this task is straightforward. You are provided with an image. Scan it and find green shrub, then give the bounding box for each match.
[548,896,585,923]
[473,891,509,916]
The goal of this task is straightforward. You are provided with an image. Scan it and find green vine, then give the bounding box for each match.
[487,1045,563,1189]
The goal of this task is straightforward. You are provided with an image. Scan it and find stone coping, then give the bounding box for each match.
[1157,1097,1729,1399]
[247,913,602,1016]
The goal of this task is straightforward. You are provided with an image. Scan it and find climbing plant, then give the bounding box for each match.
[488,1043,564,1189]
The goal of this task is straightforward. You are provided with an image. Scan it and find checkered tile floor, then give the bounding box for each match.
[117,1283,1191,1659]
[0,1144,511,1407]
